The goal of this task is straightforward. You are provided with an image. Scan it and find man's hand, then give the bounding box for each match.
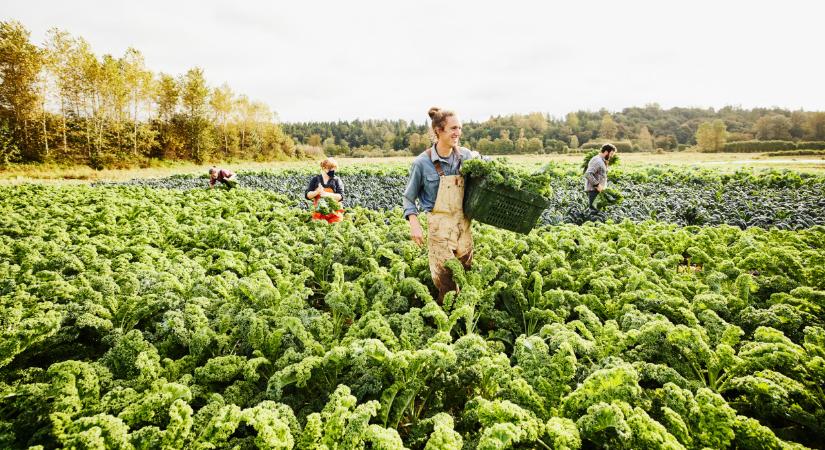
[596,184,605,193]
[409,215,425,246]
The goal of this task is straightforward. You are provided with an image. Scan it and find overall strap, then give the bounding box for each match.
[426,148,446,176]
[427,146,463,176]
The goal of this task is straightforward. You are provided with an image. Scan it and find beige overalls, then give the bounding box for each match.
[426,148,473,303]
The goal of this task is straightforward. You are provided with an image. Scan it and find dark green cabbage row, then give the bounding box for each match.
[96,168,825,230]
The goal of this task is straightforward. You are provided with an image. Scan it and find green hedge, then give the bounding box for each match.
[720,140,825,152]
[544,139,567,153]
[581,140,637,153]
[765,149,825,157]
[723,140,797,152]
[798,141,825,150]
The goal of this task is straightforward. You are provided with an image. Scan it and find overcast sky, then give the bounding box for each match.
[4,0,824,123]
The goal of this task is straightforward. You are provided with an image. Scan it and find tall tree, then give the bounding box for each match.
[210,82,233,156]
[789,111,807,140]
[565,112,580,131]
[695,120,727,152]
[99,54,128,151]
[408,132,427,153]
[233,94,250,152]
[307,134,322,147]
[806,112,825,140]
[599,114,618,140]
[76,41,104,163]
[49,32,96,160]
[753,114,792,140]
[35,52,51,159]
[0,121,18,165]
[526,137,543,153]
[246,100,272,153]
[179,67,211,162]
[525,112,547,133]
[44,28,73,155]
[153,72,178,157]
[123,47,152,156]
[0,20,43,160]
[637,125,653,151]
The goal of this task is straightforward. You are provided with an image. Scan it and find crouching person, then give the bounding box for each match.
[209,167,238,189]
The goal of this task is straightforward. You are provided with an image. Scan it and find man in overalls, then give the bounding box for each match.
[402,107,484,303]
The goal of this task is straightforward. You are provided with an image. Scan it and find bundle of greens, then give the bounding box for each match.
[593,187,624,210]
[314,197,342,215]
[581,149,620,173]
[461,158,553,197]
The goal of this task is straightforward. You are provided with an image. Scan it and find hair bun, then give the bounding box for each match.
[428,107,442,120]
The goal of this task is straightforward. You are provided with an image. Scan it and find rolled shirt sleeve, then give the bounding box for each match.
[305,175,319,199]
[466,149,490,162]
[402,162,423,219]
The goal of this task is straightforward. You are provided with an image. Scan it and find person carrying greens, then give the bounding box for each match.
[306,158,345,223]
[402,106,486,303]
[583,143,617,209]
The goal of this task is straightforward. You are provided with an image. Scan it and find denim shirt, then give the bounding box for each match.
[402,146,481,219]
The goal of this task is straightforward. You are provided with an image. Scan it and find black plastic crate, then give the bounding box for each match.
[463,176,550,234]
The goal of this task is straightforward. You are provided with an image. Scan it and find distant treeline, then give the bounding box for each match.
[4,19,825,168]
[284,106,825,157]
[0,20,296,169]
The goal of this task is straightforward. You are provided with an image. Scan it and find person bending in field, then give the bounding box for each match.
[209,167,238,189]
[584,143,617,209]
[306,158,345,223]
[402,106,486,304]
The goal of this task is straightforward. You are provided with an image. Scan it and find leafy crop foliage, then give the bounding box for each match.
[101,166,825,230]
[313,197,342,216]
[580,150,621,173]
[460,158,554,198]
[593,188,624,211]
[1,184,823,449]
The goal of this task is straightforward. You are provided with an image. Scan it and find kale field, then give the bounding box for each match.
[2,166,824,449]
[100,166,825,230]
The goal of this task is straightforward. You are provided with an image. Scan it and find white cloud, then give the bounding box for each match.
[4,0,823,122]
